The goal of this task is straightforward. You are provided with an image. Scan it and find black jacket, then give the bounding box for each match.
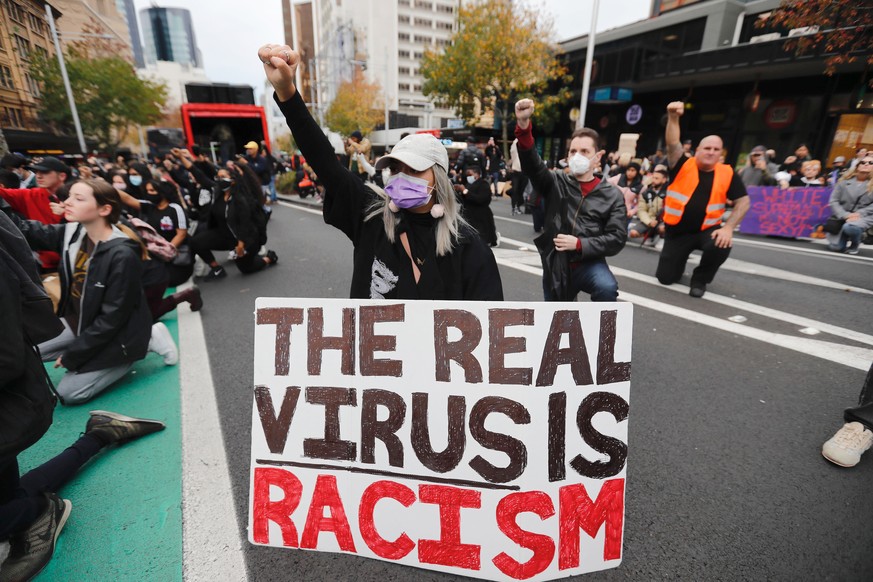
[188,163,266,248]
[462,178,497,245]
[18,221,152,373]
[519,146,627,262]
[0,210,59,458]
[276,91,503,301]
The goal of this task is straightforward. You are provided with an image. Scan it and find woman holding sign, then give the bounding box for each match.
[258,44,503,300]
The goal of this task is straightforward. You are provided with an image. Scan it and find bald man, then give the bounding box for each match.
[656,102,750,297]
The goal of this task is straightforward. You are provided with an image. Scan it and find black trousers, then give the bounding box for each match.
[510,172,527,210]
[656,227,731,287]
[845,361,873,429]
[0,434,104,539]
[190,228,267,274]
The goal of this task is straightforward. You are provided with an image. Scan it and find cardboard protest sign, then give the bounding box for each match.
[249,299,633,581]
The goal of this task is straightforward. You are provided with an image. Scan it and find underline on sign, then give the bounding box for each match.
[255,459,522,491]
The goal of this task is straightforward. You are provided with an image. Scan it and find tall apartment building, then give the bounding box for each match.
[0,0,59,148]
[301,0,460,139]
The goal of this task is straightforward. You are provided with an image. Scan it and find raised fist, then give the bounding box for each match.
[666,101,685,118]
[258,43,300,101]
[515,99,535,130]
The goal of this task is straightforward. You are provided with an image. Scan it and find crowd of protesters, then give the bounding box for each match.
[0,139,281,580]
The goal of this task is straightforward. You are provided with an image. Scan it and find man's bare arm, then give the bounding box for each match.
[665,101,685,168]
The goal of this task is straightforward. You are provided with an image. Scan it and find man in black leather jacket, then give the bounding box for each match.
[514,98,627,301]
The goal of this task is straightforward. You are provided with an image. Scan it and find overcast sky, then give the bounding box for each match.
[132,0,652,98]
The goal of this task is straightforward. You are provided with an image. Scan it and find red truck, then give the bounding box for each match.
[180,102,270,163]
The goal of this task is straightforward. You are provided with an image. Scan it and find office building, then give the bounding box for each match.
[555,0,871,165]
[116,0,145,68]
[301,0,461,143]
[0,0,75,152]
[52,0,135,63]
[140,5,202,68]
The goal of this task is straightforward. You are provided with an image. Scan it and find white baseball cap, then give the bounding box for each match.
[375,133,449,173]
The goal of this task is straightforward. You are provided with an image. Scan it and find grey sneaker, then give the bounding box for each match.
[0,493,71,582]
[85,410,166,446]
[822,422,873,467]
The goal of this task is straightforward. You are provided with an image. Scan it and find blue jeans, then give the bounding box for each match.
[490,172,501,195]
[542,258,619,302]
[829,222,864,252]
[268,177,277,202]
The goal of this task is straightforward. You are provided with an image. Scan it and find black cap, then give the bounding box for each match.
[29,156,71,175]
[466,136,475,143]
[0,153,28,169]
[627,161,641,172]
[350,130,363,140]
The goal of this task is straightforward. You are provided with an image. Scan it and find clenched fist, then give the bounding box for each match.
[666,101,685,118]
[515,99,535,130]
[258,43,300,101]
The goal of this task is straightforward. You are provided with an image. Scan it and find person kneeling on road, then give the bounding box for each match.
[629,167,669,247]
[16,180,156,404]
[656,101,750,298]
[259,42,502,301]
[514,98,627,302]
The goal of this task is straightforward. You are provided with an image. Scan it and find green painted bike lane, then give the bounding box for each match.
[18,313,183,581]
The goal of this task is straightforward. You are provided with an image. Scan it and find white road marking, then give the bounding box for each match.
[732,236,873,263]
[495,214,535,227]
[177,283,248,581]
[492,257,873,371]
[685,255,873,295]
[605,266,873,346]
[282,205,873,365]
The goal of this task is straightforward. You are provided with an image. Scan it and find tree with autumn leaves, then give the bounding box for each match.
[324,76,386,138]
[762,0,872,76]
[421,0,571,158]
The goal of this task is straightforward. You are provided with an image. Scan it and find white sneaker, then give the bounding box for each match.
[149,322,178,366]
[193,256,210,278]
[822,422,873,467]
[654,239,664,251]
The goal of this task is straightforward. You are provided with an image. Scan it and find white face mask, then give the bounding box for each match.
[568,153,591,176]
[466,175,476,185]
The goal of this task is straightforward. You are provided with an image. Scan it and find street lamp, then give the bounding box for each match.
[44,5,88,154]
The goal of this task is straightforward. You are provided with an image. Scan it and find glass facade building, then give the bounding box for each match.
[140,6,202,68]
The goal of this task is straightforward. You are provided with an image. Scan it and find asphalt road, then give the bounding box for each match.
[196,197,873,581]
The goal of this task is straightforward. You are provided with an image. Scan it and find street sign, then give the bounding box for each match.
[249,298,633,581]
[625,105,643,125]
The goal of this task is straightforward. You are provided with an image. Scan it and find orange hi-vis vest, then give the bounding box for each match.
[664,159,733,230]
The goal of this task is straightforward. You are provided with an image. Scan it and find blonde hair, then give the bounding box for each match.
[802,159,821,173]
[364,165,468,256]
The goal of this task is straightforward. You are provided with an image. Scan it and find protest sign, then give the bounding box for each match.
[249,299,633,581]
[738,186,832,238]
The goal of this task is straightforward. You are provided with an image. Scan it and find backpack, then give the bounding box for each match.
[129,216,177,262]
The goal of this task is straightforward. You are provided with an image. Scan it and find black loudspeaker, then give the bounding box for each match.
[185,83,255,105]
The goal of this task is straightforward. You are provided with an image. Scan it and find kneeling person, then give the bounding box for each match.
[629,167,669,245]
[656,101,750,298]
[18,180,153,404]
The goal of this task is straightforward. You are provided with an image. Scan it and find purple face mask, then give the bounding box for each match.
[384,172,433,209]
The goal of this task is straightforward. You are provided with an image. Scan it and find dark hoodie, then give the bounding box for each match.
[16,221,152,373]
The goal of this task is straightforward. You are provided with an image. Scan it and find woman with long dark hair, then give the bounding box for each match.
[258,43,502,300]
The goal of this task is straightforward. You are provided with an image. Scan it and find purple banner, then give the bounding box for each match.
[738,186,833,238]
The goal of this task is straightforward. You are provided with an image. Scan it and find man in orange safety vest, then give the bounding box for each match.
[656,101,751,298]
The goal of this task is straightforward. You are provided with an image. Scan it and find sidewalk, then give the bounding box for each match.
[17,314,183,581]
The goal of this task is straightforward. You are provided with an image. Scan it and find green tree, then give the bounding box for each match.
[324,76,385,137]
[420,0,572,157]
[29,21,167,154]
[761,1,872,75]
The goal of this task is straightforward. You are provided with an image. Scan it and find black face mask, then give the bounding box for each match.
[217,178,232,191]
